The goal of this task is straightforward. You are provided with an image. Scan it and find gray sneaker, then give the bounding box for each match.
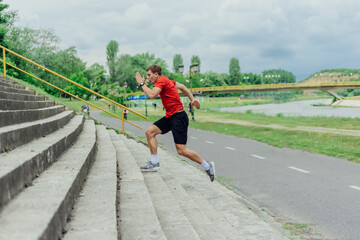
[206,161,215,182]
[140,161,160,171]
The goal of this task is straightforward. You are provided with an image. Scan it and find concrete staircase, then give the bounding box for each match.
[0,76,289,239]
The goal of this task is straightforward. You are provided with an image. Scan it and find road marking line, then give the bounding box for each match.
[288,166,310,174]
[225,147,236,151]
[251,154,266,159]
[205,141,214,144]
[349,185,360,191]
[190,137,197,140]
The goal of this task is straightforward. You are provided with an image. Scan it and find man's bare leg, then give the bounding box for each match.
[145,124,162,155]
[175,143,215,182]
[140,125,162,171]
[175,144,203,164]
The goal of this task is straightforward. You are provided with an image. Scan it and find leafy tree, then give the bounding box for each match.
[203,71,228,86]
[37,47,85,95]
[48,46,86,78]
[172,54,183,73]
[114,52,170,91]
[6,26,60,74]
[84,63,107,92]
[0,0,17,47]
[261,69,295,84]
[229,57,241,85]
[116,54,136,91]
[106,40,119,83]
[64,72,90,99]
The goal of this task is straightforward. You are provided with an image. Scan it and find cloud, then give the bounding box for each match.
[6,0,360,81]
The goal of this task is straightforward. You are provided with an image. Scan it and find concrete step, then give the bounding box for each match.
[0,79,26,90]
[0,110,74,153]
[0,120,97,240]
[135,142,239,239]
[0,89,47,101]
[0,84,35,95]
[155,159,227,239]
[0,115,84,208]
[0,78,20,86]
[108,131,167,240]
[123,138,201,240]
[0,98,54,110]
[157,147,288,240]
[0,105,65,127]
[0,77,25,87]
[63,125,117,240]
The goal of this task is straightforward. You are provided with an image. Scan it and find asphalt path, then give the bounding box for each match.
[91,105,360,240]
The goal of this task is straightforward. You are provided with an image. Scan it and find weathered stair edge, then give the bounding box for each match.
[0,105,65,127]
[123,138,201,240]
[63,125,118,240]
[0,120,97,240]
[0,89,47,101]
[0,115,84,209]
[0,79,26,89]
[0,77,21,86]
[0,110,74,153]
[0,84,36,95]
[0,98,55,110]
[108,131,167,240]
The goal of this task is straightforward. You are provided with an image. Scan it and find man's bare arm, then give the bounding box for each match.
[135,72,161,99]
[175,82,200,109]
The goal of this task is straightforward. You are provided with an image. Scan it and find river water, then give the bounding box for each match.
[219,99,360,118]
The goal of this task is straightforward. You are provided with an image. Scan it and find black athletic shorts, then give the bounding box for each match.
[153,111,189,145]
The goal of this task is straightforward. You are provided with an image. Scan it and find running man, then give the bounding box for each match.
[135,65,215,182]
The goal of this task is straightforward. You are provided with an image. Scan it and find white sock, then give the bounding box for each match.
[201,160,210,171]
[151,155,158,164]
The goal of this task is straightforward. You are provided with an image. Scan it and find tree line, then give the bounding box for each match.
[0,1,296,100]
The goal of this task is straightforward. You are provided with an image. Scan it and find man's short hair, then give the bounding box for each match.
[146,65,162,76]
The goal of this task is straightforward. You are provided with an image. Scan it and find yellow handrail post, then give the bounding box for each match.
[3,48,6,79]
[121,106,125,135]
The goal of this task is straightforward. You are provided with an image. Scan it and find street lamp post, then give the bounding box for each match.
[243,76,249,84]
[189,63,199,121]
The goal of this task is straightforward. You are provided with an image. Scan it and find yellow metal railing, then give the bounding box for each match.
[0,45,148,134]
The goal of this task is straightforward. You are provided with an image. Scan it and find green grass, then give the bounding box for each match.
[198,94,329,111]
[196,111,360,130]
[189,121,360,163]
[283,222,309,236]
[215,176,237,183]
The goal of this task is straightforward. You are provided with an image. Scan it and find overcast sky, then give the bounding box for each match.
[5,0,360,81]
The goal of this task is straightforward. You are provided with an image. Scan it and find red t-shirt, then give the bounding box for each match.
[154,76,184,118]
